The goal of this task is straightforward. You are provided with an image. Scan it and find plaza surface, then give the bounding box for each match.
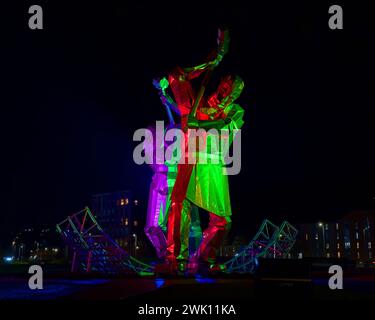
[0,268,374,301]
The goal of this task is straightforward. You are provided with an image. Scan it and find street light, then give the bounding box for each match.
[133,233,138,258]
[318,222,326,258]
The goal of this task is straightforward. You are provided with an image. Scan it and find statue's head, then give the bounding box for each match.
[207,75,244,110]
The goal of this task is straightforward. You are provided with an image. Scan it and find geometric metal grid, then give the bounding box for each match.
[225,219,298,274]
[56,207,153,275]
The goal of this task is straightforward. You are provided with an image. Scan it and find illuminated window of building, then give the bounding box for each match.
[125,218,128,226]
[325,224,328,231]
[134,200,138,205]
[134,220,138,226]
[315,234,318,240]
[337,251,341,258]
[356,242,360,249]
[326,243,329,249]
[357,252,360,259]
[336,223,339,230]
[125,198,129,205]
[326,253,330,258]
[337,243,340,249]
[120,199,125,206]
[368,242,372,249]
[345,242,351,249]
[336,234,340,240]
[355,232,359,240]
[305,234,308,241]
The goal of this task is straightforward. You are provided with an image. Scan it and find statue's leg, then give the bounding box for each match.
[197,214,231,264]
[166,163,195,263]
[177,199,192,262]
[144,175,168,258]
[189,205,202,257]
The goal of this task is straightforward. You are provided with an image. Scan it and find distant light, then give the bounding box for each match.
[3,256,14,263]
[133,234,136,237]
[155,278,165,289]
[318,222,323,227]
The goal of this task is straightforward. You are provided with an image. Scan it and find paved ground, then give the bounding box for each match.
[0,273,374,301]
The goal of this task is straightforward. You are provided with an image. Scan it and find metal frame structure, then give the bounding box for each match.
[57,208,297,275]
[225,219,298,274]
[56,207,153,275]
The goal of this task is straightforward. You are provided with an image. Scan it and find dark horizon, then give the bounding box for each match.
[1,2,374,244]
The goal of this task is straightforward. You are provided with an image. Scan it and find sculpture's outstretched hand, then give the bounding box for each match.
[217,28,230,58]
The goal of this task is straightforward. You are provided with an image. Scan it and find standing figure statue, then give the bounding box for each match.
[159,29,246,274]
[144,78,202,260]
[185,74,245,273]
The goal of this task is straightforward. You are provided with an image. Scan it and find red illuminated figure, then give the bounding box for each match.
[159,29,245,274]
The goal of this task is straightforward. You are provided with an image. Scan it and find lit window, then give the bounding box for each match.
[356,242,360,249]
[315,234,319,240]
[368,242,372,249]
[305,234,308,241]
[336,223,339,230]
[326,243,330,249]
[355,232,359,240]
[125,198,129,205]
[120,199,125,206]
[125,218,128,226]
[345,242,351,249]
[326,253,330,258]
[337,243,340,249]
[134,200,138,205]
[134,220,138,226]
[337,251,341,258]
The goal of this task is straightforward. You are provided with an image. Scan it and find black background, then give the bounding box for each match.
[0,1,374,245]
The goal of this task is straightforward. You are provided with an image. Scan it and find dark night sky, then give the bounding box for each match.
[0,1,374,242]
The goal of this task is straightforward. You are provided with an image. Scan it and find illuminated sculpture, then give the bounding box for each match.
[143,78,202,259]
[161,29,246,273]
[56,31,299,276]
[185,75,245,272]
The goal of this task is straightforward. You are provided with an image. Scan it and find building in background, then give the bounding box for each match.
[297,210,374,261]
[7,227,66,263]
[91,190,144,256]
